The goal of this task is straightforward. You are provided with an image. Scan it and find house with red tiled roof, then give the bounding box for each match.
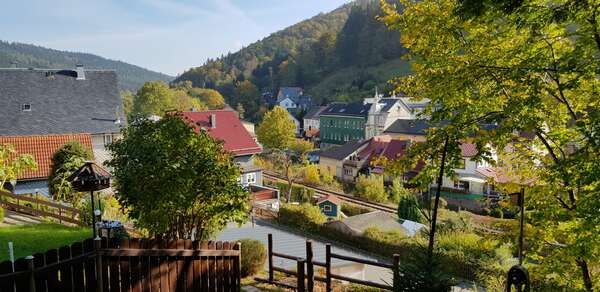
[178,110,279,202]
[0,134,94,196]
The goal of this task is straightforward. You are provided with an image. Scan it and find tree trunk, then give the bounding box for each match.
[286,178,293,202]
[577,259,594,292]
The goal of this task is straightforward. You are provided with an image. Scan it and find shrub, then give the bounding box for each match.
[490,208,503,218]
[303,164,321,185]
[398,193,423,223]
[363,227,406,244]
[388,179,411,203]
[238,239,266,277]
[355,174,387,203]
[0,207,4,222]
[278,203,327,232]
[341,203,373,217]
[48,141,93,203]
[80,194,128,225]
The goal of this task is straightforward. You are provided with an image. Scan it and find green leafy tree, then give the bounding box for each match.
[188,88,226,109]
[270,139,314,202]
[107,115,249,239]
[381,0,600,289]
[256,106,297,150]
[48,141,93,204]
[132,81,175,116]
[388,178,411,203]
[121,91,134,118]
[355,174,387,203]
[0,144,37,191]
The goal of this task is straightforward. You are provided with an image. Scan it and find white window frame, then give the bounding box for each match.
[21,103,31,111]
[103,134,113,146]
[246,172,256,184]
[323,205,332,212]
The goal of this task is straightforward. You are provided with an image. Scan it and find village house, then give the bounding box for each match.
[319,135,392,182]
[317,194,340,218]
[0,66,125,195]
[302,106,327,142]
[275,87,312,112]
[178,110,279,202]
[382,119,430,142]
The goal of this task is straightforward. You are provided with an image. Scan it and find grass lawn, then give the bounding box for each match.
[0,223,91,261]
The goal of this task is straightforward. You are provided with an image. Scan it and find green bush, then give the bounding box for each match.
[278,203,327,232]
[341,203,373,217]
[0,207,4,222]
[238,239,267,277]
[363,227,406,244]
[490,208,503,218]
[355,174,387,203]
[398,193,423,223]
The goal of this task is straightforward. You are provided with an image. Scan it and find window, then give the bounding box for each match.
[103,134,113,146]
[246,173,256,184]
[323,205,332,212]
[454,180,470,191]
[21,103,31,111]
[344,168,353,175]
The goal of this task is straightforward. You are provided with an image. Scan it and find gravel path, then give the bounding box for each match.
[0,210,44,227]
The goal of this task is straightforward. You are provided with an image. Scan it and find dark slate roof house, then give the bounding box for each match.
[276,87,303,102]
[384,119,432,136]
[320,140,369,160]
[321,102,371,117]
[0,67,124,136]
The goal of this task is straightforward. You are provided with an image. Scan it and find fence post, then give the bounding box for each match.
[94,238,104,292]
[306,240,314,292]
[268,233,273,284]
[297,258,305,292]
[393,254,400,290]
[325,244,331,292]
[59,208,62,224]
[26,256,35,292]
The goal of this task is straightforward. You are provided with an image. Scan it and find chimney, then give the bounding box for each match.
[10,61,17,68]
[75,64,85,80]
[210,114,217,129]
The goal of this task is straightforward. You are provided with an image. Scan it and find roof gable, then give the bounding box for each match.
[0,133,93,180]
[0,68,124,136]
[179,110,262,156]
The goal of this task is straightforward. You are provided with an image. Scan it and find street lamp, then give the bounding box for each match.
[68,161,111,238]
[506,187,530,291]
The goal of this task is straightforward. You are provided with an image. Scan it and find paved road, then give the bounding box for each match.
[217,219,393,285]
[0,210,44,227]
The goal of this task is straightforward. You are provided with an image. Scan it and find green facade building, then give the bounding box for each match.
[320,102,369,147]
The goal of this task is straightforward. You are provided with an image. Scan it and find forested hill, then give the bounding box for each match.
[174,0,410,121]
[0,41,173,91]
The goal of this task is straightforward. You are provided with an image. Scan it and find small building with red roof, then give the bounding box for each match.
[317,194,340,218]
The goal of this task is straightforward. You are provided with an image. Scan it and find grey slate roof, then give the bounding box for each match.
[276,87,303,102]
[320,140,368,160]
[321,102,371,117]
[384,119,432,135]
[304,106,327,120]
[0,68,124,135]
[339,211,425,236]
[378,98,402,113]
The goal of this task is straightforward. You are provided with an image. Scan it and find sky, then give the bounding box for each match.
[0,0,350,76]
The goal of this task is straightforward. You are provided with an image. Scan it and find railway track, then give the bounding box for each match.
[263,171,396,214]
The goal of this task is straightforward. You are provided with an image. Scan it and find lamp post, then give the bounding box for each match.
[506,187,529,291]
[68,161,111,238]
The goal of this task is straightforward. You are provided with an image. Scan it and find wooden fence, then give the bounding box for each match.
[0,237,241,292]
[0,191,82,225]
[257,234,399,291]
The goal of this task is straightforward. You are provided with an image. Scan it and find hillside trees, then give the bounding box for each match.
[107,115,248,239]
[381,0,600,289]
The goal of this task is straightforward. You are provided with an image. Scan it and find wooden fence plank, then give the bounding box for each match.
[45,249,60,291]
[139,239,151,292]
[101,238,110,292]
[119,238,131,292]
[32,253,46,292]
[223,242,231,292]
[71,242,86,292]
[129,238,142,292]
[208,241,215,292]
[58,245,73,292]
[13,258,30,292]
[233,243,241,290]
[108,239,120,292]
[184,240,193,292]
[149,240,160,292]
[0,261,14,292]
[218,241,225,292]
[167,240,178,292]
[83,238,97,292]
[175,240,186,292]
[159,240,169,292]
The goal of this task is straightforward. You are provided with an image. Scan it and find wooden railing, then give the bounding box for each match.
[0,191,82,225]
[257,233,399,291]
[0,237,241,292]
